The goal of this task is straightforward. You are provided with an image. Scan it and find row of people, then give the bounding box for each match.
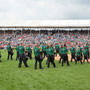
[1,43,89,69]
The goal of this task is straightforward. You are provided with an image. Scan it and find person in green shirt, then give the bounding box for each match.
[16,44,20,61]
[60,44,70,66]
[55,43,59,56]
[46,44,56,68]
[83,47,89,63]
[18,43,29,68]
[85,43,89,58]
[79,45,83,60]
[59,45,63,64]
[7,43,12,60]
[26,45,32,60]
[34,44,43,69]
[70,45,76,62]
[76,47,82,64]
[46,45,49,65]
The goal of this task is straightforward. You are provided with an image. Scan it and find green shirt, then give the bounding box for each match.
[60,47,68,55]
[43,46,47,51]
[26,47,31,52]
[34,47,40,56]
[85,46,89,50]
[16,46,19,52]
[76,50,81,56]
[7,45,11,51]
[19,46,25,54]
[59,48,62,54]
[55,45,59,50]
[70,47,75,53]
[83,49,88,55]
[46,47,54,55]
[42,45,45,51]
[79,47,82,52]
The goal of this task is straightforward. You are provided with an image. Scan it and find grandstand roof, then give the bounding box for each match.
[0,20,90,31]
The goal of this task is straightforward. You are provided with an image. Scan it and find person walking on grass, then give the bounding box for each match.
[83,47,89,63]
[60,44,70,66]
[34,44,43,69]
[70,45,77,64]
[76,47,83,64]
[18,43,29,68]
[26,45,32,60]
[46,44,56,68]
[7,43,13,60]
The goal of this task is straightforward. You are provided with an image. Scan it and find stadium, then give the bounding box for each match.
[0,20,90,90]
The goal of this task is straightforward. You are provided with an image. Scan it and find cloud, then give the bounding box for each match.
[0,0,90,25]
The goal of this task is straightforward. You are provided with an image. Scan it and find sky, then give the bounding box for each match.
[0,0,90,25]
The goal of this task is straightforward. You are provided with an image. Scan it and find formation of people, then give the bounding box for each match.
[0,42,89,70]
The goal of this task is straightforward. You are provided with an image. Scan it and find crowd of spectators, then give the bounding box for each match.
[0,30,89,49]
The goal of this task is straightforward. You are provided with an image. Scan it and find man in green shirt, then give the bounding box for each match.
[46,44,56,68]
[16,44,20,60]
[34,44,43,69]
[85,43,89,58]
[7,43,12,60]
[26,45,32,60]
[42,44,47,58]
[76,47,82,64]
[83,47,89,63]
[59,45,63,64]
[79,45,83,60]
[55,43,59,56]
[70,45,76,62]
[18,43,29,68]
[60,44,70,66]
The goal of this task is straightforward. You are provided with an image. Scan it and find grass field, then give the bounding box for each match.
[0,50,90,90]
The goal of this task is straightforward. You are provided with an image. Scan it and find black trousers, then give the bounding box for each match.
[16,51,19,60]
[35,55,42,69]
[80,52,83,60]
[0,54,1,62]
[87,51,89,58]
[83,54,89,63]
[48,55,56,68]
[59,54,62,63]
[46,55,49,64]
[43,51,46,58]
[62,54,70,66]
[19,53,28,67]
[28,51,32,59]
[7,51,12,60]
[76,56,82,64]
[71,53,76,64]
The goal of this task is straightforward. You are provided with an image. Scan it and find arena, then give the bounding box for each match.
[0,21,90,90]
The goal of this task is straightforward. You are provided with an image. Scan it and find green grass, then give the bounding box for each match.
[0,50,90,90]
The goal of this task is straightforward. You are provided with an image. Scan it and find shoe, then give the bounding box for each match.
[26,66,29,67]
[67,65,70,66]
[59,61,61,64]
[40,68,44,69]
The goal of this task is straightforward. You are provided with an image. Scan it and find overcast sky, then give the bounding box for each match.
[0,0,90,25]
